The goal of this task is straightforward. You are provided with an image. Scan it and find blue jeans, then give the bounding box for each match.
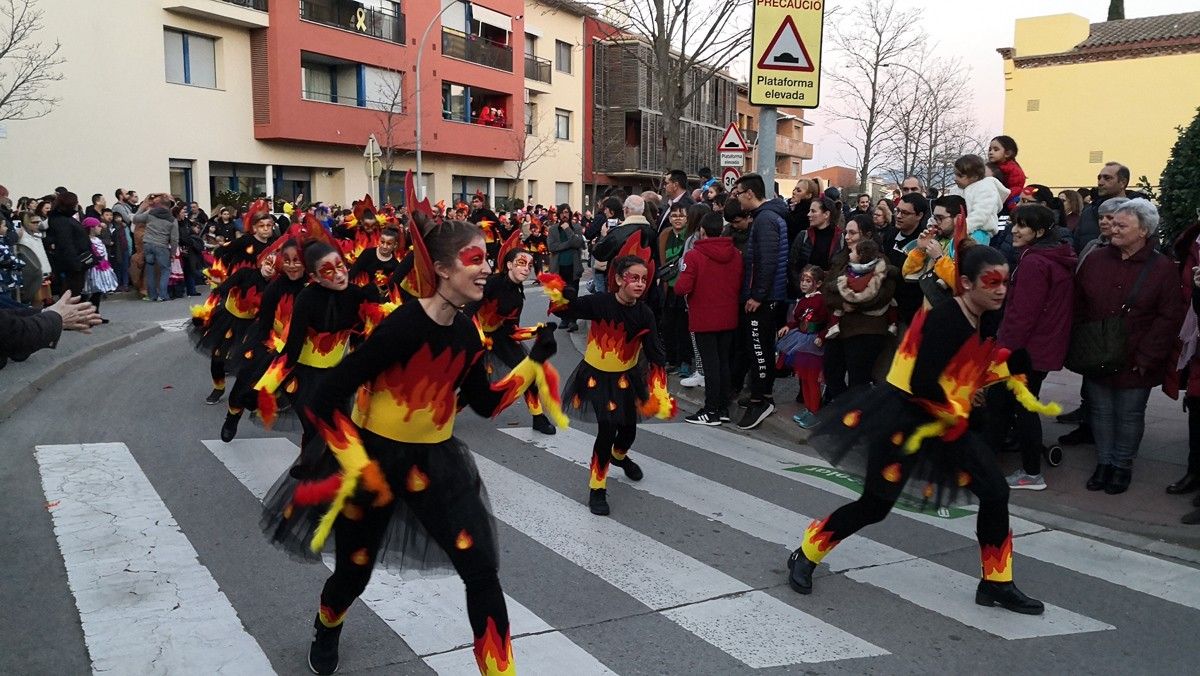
[1085,380,1151,470]
[143,243,171,301]
[589,269,606,294]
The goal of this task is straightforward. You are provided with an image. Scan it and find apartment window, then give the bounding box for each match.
[526,179,537,205]
[524,32,536,56]
[443,81,510,127]
[169,159,194,203]
[164,29,216,88]
[210,162,267,198]
[555,108,571,140]
[525,102,536,135]
[555,40,572,74]
[301,52,400,111]
[555,181,572,206]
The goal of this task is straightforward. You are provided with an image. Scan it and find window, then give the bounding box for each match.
[524,33,536,56]
[169,159,194,203]
[442,81,509,127]
[209,162,267,199]
[555,108,571,140]
[555,182,572,206]
[301,52,401,111]
[525,102,536,135]
[1089,150,1104,164]
[164,29,216,88]
[1026,99,1040,112]
[555,40,572,73]
[526,179,537,205]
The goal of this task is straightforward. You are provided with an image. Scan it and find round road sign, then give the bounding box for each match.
[721,167,741,192]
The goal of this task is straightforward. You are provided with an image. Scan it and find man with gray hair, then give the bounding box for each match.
[592,195,656,268]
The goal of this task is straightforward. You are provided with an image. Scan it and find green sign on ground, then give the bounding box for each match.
[784,465,974,519]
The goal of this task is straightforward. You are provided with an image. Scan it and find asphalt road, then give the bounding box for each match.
[2,291,1198,675]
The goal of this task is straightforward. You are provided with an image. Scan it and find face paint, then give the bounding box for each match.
[317,259,347,281]
[621,272,649,286]
[457,245,487,268]
[979,269,1008,290]
[512,254,533,269]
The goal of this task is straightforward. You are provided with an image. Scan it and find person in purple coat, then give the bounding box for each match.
[988,204,1077,490]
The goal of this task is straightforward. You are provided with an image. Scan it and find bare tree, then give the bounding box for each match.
[591,0,751,169]
[505,112,559,204]
[825,0,925,191]
[0,0,64,122]
[371,68,407,204]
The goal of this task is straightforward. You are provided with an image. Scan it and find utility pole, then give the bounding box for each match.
[414,3,457,201]
[757,108,778,199]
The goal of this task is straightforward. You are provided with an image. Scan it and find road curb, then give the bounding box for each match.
[0,323,164,423]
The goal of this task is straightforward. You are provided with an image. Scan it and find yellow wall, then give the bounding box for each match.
[1013,14,1089,56]
[1003,15,1200,189]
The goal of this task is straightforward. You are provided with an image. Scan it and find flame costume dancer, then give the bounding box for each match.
[220,217,335,442]
[190,206,277,405]
[348,225,404,303]
[260,215,566,675]
[467,191,500,266]
[252,241,387,448]
[468,232,558,435]
[787,246,1060,615]
[540,241,677,516]
[333,195,383,265]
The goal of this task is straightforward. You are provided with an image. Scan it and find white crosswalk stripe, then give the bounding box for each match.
[645,423,1200,613]
[502,426,1113,640]
[34,427,1200,674]
[35,443,275,676]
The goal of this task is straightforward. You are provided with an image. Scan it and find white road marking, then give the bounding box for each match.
[646,423,1200,612]
[471,453,887,666]
[505,427,1112,639]
[36,443,275,676]
[204,438,614,673]
[158,318,191,332]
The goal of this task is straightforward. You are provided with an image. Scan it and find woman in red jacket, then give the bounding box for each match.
[675,212,742,426]
[989,204,1076,490]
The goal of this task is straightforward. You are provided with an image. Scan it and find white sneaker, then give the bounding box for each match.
[1006,470,1047,491]
[679,372,705,388]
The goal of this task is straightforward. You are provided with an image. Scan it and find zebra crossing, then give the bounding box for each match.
[32,423,1200,675]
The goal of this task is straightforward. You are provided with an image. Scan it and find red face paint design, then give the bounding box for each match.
[511,254,533,269]
[317,259,347,281]
[458,245,487,268]
[281,251,302,268]
[621,272,648,286]
[980,269,1007,290]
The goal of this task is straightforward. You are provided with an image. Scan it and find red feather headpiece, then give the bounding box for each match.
[493,229,525,274]
[400,216,436,299]
[404,170,433,219]
[255,213,336,271]
[607,232,654,290]
[352,194,377,224]
[952,210,967,295]
[242,198,271,233]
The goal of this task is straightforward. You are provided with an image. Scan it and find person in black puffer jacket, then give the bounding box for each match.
[45,191,91,297]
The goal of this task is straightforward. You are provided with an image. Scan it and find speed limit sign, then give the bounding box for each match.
[721,167,741,192]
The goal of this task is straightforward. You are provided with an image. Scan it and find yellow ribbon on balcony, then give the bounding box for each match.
[354,7,367,32]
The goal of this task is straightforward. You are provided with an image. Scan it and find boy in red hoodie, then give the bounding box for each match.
[675,212,742,425]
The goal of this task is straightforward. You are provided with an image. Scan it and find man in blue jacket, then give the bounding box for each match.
[731,173,789,430]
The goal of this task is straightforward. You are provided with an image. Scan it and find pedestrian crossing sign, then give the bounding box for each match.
[749,0,825,108]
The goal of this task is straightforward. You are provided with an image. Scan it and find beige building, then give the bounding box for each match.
[0,0,589,212]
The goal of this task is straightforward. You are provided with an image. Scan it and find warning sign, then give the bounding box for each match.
[749,0,825,108]
[717,123,749,152]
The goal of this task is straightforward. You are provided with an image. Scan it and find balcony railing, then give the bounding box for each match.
[221,0,267,9]
[524,54,551,83]
[442,28,513,72]
[300,0,406,45]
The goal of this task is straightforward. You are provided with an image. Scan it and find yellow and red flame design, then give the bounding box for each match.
[980,531,1013,582]
[224,284,263,320]
[537,273,568,314]
[298,328,352,369]
[881,462,902,483]
[309,411,392,551]
[358,301,396,338]
[475,298,508,334]
[190,293,220,326]
[800,516,838,564]
[406,465,430,493]
[268,292,295,351]
[401,221,437,300]
[351,344,468,443]
[473,616,515,676]
[455,529,474,550]
[478,220,497,244]
[638,363,677,419]
[584,320,643,372]
[886,307,926,392]
[205,257,229,287]
[588,453,609,489]
[351,548,371,566]
[509,323,542,342]
[842,410,862,428]
[318,604,347,628]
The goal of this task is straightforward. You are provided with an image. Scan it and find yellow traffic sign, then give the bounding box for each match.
[749,0,825,108]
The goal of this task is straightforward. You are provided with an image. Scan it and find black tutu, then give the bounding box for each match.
[260,434,497,576]
[249,363,331,433]
[808,384,992,509]
[562,360,650,426]
[189,309,255,369]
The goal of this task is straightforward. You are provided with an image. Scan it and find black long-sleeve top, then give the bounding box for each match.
[278,284,375,370]
[349,247,399,296]
[244,275,306,351]
[469,274,524,336]
[553,292,666,372]
[887,300,1001,406]
[308,300,523,444]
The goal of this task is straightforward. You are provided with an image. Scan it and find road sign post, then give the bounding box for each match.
[721,167,742,192]
[363,134,383,201]
[717,121,749,190]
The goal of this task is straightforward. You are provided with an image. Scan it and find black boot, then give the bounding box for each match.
[787,548,817,595]
[1182,506,1200,525]
[1166,472,1200,495]
[220,411,241,443]
[531,414,556,435]
[308,615,342,675]
[1105,467,1132,495]
[1086,464,1113,491]
[588,488,610,516]
[975,580,1045,615]
[613,457,643,481]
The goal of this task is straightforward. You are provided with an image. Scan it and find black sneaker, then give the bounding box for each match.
[531,414,556,435]
[613,458,643,481]
[588,488,610,515]
[718,409,732,423]
[308,616,343,675]
[684,410,722,426]
[736,393,752,408]
[220,412,241,443]
[737,400,775,430]
[205,388,225,405]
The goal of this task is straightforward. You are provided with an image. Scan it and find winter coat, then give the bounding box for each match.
[133,206,179,250]
[592,215,657,266]
[996,239,1077,372]
[547,221,584,279]
[783,198,811,246]
[963,177,1008,241]
[0,305,62,369]
[742,197,789,303]
[825,257,898,338]
[45,209,91,274]
[1163,225,1200,399]
[995,159,1026,212]
[675,236,741,333]
[1074,241,1185,389]
[788,223,843,296]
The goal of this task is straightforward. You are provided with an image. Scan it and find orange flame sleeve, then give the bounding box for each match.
[536,273,568,314]
[638,364,678,420]
[309,410,392,552]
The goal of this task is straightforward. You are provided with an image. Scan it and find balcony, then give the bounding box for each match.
[300,0,406,45]
[524,54,551,84]
[162,0,268,28]
[777,136,814,159]
[442,28,513,72]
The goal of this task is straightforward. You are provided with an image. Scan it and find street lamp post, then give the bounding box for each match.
[414,3,457,200]
[882,62,937,192]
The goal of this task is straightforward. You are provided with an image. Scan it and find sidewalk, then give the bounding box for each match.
[0,291,201,422]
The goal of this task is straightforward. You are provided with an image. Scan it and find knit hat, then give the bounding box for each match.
[82,216,102,229]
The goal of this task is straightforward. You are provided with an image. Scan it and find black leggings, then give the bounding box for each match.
[87,292,103,314]
[590,422,637,489]
[210,357,226,389]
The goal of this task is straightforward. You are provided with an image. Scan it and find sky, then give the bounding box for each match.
[761,1,1200,172]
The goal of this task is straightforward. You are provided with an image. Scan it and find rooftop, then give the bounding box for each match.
[1077,11,1200,48]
